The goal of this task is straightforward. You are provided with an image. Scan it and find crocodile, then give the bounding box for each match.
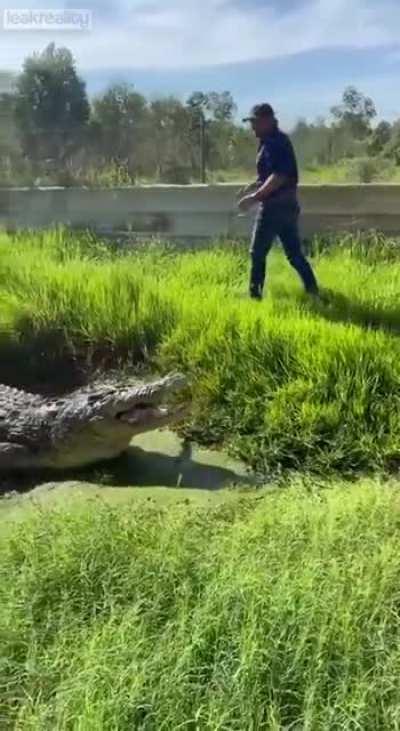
[0,373,187,471]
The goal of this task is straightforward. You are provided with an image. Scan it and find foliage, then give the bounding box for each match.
[368,120,392,156]
[347,156,382,183]
[14,43,90,169]
[383,120,400,165]
[3,44,400,184]
[89,83,148,178]
[187,90,236,122]
[331,85,377,140]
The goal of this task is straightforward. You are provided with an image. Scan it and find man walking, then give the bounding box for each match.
[238,103,319,300]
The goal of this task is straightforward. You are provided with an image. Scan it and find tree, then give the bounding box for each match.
[15,43,90,166]
[186,91,238,181]
[0,71,15,94]
[186,90,236,123]
[292,119,327,167]
[148,97,194,182]
[331,86,376,140]
[90,83,148,177]
[228,126,254,173]
[0,91,27,184]
[368,120,392,156]
[383,119,400,164]
[186,91,208,115]
[186,92,210,182]
[0,92,18,154]
[206,91,236,121]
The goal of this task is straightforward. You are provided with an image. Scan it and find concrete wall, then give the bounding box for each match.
[1,184,400,239]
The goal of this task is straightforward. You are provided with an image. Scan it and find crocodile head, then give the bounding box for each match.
[43,372,188,469]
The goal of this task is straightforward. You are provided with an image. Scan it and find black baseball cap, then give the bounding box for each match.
[242,103,275,123]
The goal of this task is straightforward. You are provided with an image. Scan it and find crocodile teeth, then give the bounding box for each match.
[118,405,169,424]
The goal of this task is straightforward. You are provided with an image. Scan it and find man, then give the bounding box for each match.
[238,103,319,300]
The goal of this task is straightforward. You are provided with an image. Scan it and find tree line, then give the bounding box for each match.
[0,43,399,186]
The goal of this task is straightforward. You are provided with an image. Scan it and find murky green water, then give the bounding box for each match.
[0,429,258,521]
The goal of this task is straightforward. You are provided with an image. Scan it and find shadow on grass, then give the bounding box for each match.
[307,289,400,335]
[0,441,256,497]
[0,331,149,396]
[0,334,86,395]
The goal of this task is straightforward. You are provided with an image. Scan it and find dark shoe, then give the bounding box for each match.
[308,290,330,306]
[306,286,321,299]
[250,284,263,301]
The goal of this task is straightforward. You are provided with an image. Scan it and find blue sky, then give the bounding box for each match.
[1,0,400,128]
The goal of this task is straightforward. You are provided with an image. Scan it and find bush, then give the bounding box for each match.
[346,156,395,183]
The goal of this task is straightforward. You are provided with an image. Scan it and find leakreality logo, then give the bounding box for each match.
[3,8,92,31]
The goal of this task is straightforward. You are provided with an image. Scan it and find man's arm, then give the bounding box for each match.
[238,135,295,211]
[252,173,288,201]
[238,173,287,211]
[236,180,261,199]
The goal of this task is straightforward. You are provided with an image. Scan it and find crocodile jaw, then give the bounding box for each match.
[40,374,188,470]
[39,407,188,470]
[0,373,188,472]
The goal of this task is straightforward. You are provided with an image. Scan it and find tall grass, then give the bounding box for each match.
[0,231,400,728]
[2,479,400,729]
[0,228,399,474]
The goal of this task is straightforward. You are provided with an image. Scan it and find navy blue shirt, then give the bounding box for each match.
[256,127,298,202]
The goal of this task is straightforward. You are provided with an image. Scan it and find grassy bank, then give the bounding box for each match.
[1,479,400,729]
[0,229,399,475]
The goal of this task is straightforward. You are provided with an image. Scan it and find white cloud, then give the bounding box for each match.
[0,0,399,72]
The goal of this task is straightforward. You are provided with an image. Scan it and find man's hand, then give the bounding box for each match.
[238,193,258,213]
[236,181,259,199]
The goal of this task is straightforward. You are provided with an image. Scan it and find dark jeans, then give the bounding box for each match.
[249,201,318,297]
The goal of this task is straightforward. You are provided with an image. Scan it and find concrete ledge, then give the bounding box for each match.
[0,184,400,238]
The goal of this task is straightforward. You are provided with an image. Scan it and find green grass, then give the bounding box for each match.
[203,160,400,184]
[301,160,400,185]
[0,228,399,475]
[2,478,400,729]
[0,231,400,728]
[301,162,357,184]
[4,159,400,187]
